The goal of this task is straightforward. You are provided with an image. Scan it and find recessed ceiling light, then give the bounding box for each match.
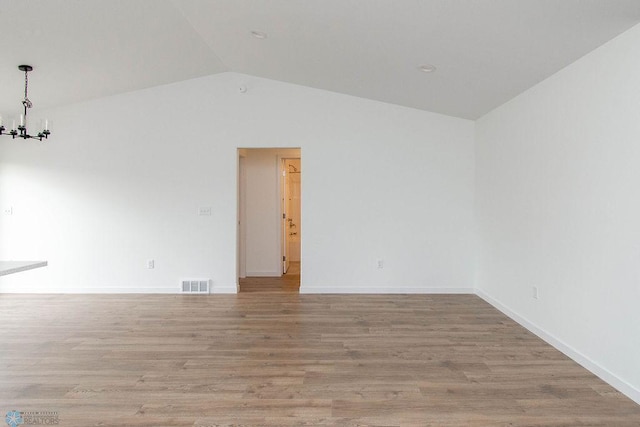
[250,30,267,40]
[418,64,436,73]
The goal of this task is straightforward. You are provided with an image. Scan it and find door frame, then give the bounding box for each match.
[237,150,247,286]
[237,148,300,290]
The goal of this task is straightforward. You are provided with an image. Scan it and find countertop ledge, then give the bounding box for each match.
[0,261,48,277]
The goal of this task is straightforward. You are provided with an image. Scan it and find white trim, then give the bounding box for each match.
[277,154,286,276]
[0,283,239,294]
[237,152,247,280]
[245,271,282,277]
[300,285,475,294]
[0,287,178,294]
[276,154,285,276]
[476,288,640,405]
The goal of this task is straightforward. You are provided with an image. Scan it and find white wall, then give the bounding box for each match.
[476,24,640,403]
[0,72,475,294]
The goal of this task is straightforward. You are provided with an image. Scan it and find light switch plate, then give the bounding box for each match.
[198,207,212,216]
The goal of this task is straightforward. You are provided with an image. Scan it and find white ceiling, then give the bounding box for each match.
[1,0,639,120]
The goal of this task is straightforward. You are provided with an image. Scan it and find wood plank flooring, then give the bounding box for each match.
[1,293,639,426]
[239,262,300,293]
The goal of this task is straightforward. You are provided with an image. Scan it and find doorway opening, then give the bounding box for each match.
[237,148,301,293]
[282,158,301,275]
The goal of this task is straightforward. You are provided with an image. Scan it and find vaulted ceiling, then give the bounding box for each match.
[1,0,639,120]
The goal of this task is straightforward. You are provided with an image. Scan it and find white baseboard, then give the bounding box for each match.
[300,285,474,294]
[245,271,281,277]
[0,284,239,294]
[0,286,177,294]
[476,289,640,405]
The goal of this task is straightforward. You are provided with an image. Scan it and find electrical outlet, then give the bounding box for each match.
[532,286,538,299]
[147,259,155,269]
[3,206,13,215]
[377,259,384,269]
[198,207,212,216]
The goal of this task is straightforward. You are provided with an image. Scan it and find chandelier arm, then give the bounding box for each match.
[12,133,43,141]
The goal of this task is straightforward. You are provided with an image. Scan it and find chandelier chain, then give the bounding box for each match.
[23,68,32,109]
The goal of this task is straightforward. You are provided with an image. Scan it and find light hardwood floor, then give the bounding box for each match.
[1,293,639,426]
[239,262,300,293]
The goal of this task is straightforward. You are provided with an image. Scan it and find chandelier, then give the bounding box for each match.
[0,65,51,141]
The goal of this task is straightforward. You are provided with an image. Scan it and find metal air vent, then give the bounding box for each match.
[181,279,211,294]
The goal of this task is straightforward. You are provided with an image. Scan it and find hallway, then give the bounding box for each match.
[239,262,300,293]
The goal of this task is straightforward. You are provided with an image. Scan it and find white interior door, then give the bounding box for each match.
[281,159,290,274]
[238,154,246,279]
